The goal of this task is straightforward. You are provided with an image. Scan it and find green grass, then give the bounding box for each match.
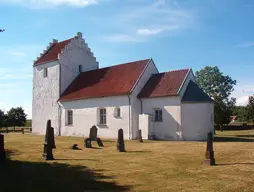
[1,130,253,192]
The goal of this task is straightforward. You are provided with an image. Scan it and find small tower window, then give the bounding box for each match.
[43,68,48,77]
[79,65,82,73]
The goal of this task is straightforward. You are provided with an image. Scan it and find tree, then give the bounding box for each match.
[245,95,254,124]
[0,110,9,128]
[0,109,5,128]
[195,66,236,127]
[232,106,247,122]
[7,107,27,129]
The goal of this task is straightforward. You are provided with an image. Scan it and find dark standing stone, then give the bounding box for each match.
[22,128,24,134]
[137,129,143,143]
[0,134,5,164]
[117,129,126,152]
[85,138,92,148]
[51,127,56,149]
[42,120,54,160]
[204,131,215,166]
[89,125,98,141]
[71,144,80,150]
[96,138,104,147]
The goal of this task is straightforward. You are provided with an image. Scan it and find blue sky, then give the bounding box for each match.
[0,0,254,118]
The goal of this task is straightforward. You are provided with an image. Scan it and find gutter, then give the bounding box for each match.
[127,94,131,140]
[139,98,143,114]
[58,61,62,136]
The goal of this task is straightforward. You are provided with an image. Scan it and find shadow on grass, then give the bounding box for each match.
[1,150,131,192]
[214,136,254,142]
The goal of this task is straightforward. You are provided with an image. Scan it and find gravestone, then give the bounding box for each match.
[203,131,215,166]
[137,129,143,143]
[51,127,56,149]
[71,144,80,150]
[42,120,54,160]
[89,126,98,141]
[85,138,92,148]
[0,134,5,164]
[117,129,126,152]
[96,138,104,147]
[22,128,24,134]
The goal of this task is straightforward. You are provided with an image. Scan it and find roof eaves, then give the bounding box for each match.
[176,68,191,95]
[33,59,59,66]
[58,92,129,103]
[129,58,151,94]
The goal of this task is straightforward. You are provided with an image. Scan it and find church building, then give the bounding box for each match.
[32,32,214,140]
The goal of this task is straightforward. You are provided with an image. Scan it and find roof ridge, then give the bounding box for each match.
[79,58,151,73]
[166,68,191,73]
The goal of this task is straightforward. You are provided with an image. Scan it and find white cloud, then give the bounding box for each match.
[237,41,254,48]
[106,34,144,43]
[231,83,254,106]
[103,0,195,43]
[7,50,27,57]
[137,28,163,36]
[0,0,99,8]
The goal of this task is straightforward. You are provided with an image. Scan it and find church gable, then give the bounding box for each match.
[138,69,189,98]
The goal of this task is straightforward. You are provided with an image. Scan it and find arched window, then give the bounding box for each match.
[78,65,82,73]
[114,107,121,117]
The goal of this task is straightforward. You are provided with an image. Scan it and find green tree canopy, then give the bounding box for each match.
[245,95,254,124]
[195,66,236,126]
[0,109,5,128]
[7,107,27,128]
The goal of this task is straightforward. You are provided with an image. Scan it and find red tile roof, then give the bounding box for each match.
[138,69,189,98]
[58,59,150,102]
[34,38,73,65]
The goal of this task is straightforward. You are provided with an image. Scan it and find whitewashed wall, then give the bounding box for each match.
[32,61,60,135]
[181,103,214,140]
[130,59,158,139]
[59,33,99,94]
[59,95,130,139]
[141,96,182,140]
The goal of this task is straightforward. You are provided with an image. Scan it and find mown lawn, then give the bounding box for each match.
[1,130,253,192]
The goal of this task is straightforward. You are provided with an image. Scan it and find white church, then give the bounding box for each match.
[32,32,214,141]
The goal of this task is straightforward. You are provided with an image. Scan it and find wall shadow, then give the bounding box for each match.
[214,136,254,142]
[1,150,131,192]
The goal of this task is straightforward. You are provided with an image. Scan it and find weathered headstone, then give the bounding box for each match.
[137,129,143,143]
[203,131,215,166]
[42,120,54,160]
[85,138,92,148]
[51,127,56,149]
[96,138,104,147]
[71,144,80,150]
[0,134,5,164]
[89,125,98,141]
[117,129,126,152]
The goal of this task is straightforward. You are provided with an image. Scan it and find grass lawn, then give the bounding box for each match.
[1,130,253,192]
